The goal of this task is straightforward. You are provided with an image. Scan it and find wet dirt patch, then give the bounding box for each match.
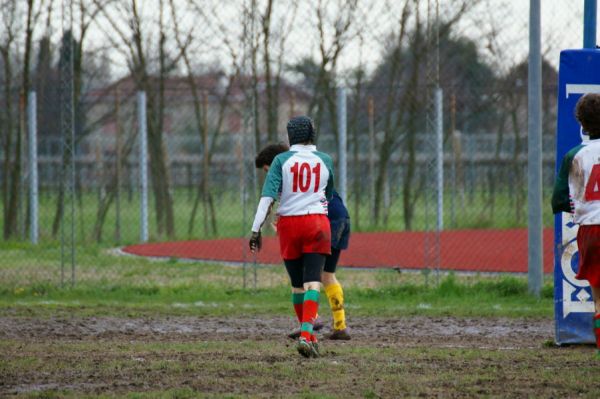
[0,315,553,347]
[1,316,597,398]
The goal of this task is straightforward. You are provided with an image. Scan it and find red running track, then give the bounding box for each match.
[123,228,554,274]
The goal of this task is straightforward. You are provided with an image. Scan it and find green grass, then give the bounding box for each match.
[0,276,554,319]
[0,241,553,318]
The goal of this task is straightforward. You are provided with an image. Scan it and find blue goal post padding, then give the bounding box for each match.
[554,49,600,345]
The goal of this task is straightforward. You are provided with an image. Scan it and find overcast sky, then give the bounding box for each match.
[74,0,596,79]
[334,0,593,74]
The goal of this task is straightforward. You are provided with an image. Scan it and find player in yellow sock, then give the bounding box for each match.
[324,273,346,331]
[322,191,351,340]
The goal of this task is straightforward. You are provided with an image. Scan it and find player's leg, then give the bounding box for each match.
[284,258,305,324]
[281,217,323,341]
[575,225,600,355]
[295,214,329,357]
[278,216,309,340]
[297,253,325,357]
[322,248,350,340]
[323,218,350,339]
[591,285,600,354]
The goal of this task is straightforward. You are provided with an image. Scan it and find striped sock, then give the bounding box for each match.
[325,283,346,331]
[300,289,320,342]
[292,292,304,323]
[594,314,600,350]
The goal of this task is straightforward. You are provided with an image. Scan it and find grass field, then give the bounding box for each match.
[2,246,599,398]
[1,185,589,398]
[0,240,554,317]
[7,187,555,245]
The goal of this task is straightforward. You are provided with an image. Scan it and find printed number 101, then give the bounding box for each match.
[290,162,321,193]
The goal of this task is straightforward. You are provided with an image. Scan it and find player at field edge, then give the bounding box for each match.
[552,93,600,356]
[249,115,335,358]
[255,143,352,341]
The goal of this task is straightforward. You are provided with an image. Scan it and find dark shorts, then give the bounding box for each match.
[324,248,341,273]
[576,224,600,287]
[330,217,350,250]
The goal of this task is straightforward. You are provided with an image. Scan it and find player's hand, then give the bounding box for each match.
[249,231,262,252]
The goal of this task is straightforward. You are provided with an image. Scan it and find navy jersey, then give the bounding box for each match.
[328,191,349,221]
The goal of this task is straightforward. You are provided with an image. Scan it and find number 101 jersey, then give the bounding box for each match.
[261,144,334,216]
[552,138,600,225]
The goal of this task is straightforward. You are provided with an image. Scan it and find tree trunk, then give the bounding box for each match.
[93,123,136,242]
[262,0,278,142]
[1,50,15,239]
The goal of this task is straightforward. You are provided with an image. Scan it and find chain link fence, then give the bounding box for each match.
[0,0,588,288]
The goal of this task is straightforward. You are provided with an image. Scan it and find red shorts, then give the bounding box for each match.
[277,214,331,260]
[576,225,600,287]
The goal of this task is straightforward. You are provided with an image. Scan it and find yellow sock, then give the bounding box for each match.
[325,282,346,331]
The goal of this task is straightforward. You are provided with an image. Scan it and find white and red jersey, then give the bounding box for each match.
[262,144,334,216]
[251,144,334,232]
[552,138,600,224]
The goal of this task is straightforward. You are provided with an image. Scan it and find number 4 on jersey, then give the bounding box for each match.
[585,164,600,201]
[290,162,321,193]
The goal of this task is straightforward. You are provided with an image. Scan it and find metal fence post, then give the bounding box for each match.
[60,1,76,287]
[241,102,250,290]
[337,86,347,203]
[138,91,149,243]
[435,88,444,232]
[28,91,38,244]
[528,0,543,297]
[368,96,376,219]
[584,0,597,48]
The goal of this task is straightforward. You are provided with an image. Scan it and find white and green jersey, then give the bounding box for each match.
[262,144,334,216]
[552,138,600,225]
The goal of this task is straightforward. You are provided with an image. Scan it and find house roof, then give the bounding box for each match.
[86,72,311,105]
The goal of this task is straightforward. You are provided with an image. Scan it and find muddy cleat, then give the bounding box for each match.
[296,338,313,358]
[326,328,351,340]
[288,317,324,340]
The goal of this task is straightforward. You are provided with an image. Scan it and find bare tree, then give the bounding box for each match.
[0,0,19,240]
[369,0,476,229]
[348,64,365,230]
[170,0,214,237]
[0,0,49,239]
[52,0,111,238]
[260,0,298,142]
[177,0,248,237]
[369,0,412,226]
[239,0,298,150]
[311,0,359,145]
[92,98,137,242]
[94,0,189,239]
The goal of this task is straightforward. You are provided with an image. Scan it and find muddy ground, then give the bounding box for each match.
[0,315,553,346]
[1,316,597,398]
